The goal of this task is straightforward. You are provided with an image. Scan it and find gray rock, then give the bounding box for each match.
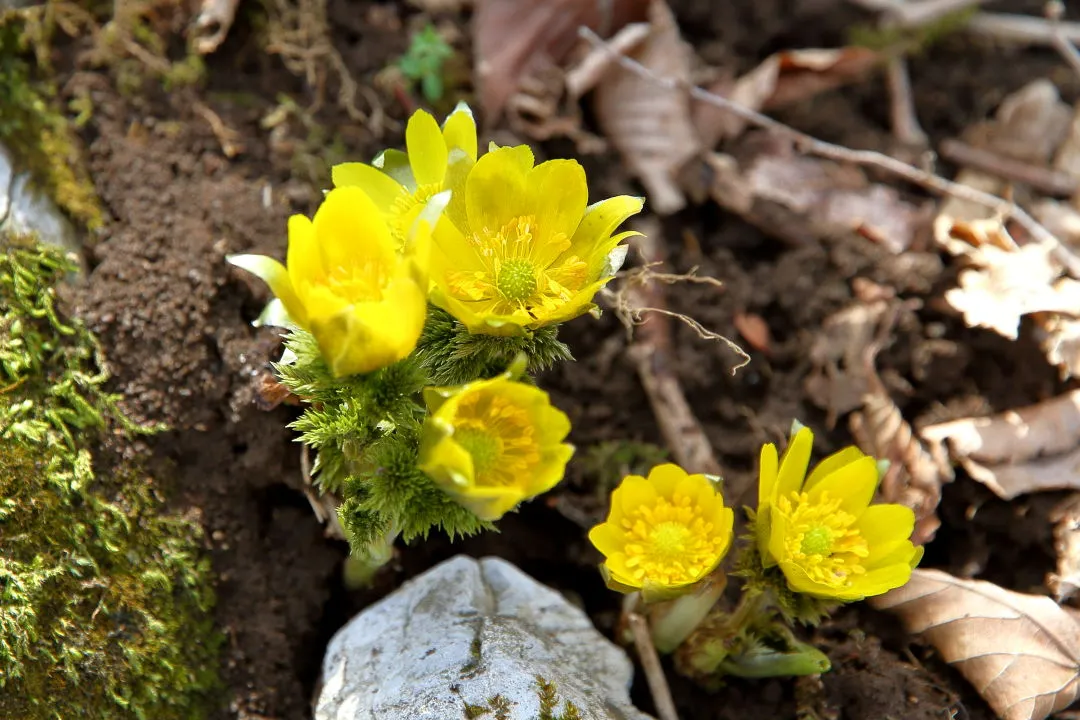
[0,142,80,257]
[315,555,654,720]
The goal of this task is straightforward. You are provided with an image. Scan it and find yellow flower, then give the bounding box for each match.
[331,104,477,248]
[756,427,924,601]
[428,144,644,335]
[418,374,574,521]
[227,186,434,377]
[588,464,735,595]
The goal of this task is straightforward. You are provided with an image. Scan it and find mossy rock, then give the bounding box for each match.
[0,237,221,719]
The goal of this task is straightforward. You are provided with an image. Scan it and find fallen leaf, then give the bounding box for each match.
[943,241,1080,340]
[1037,314,1080,381]
[732,312,771,355]
[473,0,649,121]
[1050,495,1080,603]
[805,299,892,426]
[920,390,1080,501]
[694,47,880,148]
[851,390,951,545]
[871,568,1080,720]
[710,137,931,251]
[593,0,701,215]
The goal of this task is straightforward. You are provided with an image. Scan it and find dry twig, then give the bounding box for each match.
[939,138,1078,197]
[885,55,928,147]
[1046,1,1080,78]
[578,25,1080,278]
[967,12,1080,46]
[628,610,680,720]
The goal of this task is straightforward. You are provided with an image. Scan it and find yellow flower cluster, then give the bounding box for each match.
[757,427,923,601]
[587,428,922,604]
[229,104,641,521]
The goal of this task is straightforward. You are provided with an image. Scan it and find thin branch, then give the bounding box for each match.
[578,25,1080,278]
[1046,1,1080,78]
[628,611,680,720]
[939,138,1078,197]
[885,55,927,146]
[966,12,1080,45]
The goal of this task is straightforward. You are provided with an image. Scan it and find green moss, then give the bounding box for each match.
[0,12,104,231]
[536,677,581,720]
[0,237,221,719]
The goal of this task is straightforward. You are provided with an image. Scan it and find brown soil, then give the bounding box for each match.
[50,0,1078,718]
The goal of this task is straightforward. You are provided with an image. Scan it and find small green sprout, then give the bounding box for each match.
[397,24,453,103]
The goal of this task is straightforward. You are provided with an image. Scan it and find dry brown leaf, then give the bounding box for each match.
[805,299,891,427]
[732,311,771,355]
[593,0,700,215]
[708,137,930,251]
[694,47,880,149]
[1037,314,1080,381]
[871,569,1080,720]
[473,0,649,122]
[1050,495,1080,603]
[920,390,1080,501]
[851,390,951,545]
[1053,102,1080,179]
[933,215,1080,368]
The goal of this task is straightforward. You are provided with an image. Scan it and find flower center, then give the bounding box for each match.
[454,427,501,474]
[776,491,869,589]
[445,215,589,319]
[800,526,834,555]
[496,258,537,303]
[452,390,540,487]
[620,495,724,587]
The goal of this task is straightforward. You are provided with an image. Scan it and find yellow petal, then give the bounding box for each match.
[648,463,688,499]
[778,561,854,600]
[804,446,867,491]
[844,562,915,599]
[855,504,916,564]
[228,253,307,326]
[588,522,626,558]
[564,195,644,272]
[526,159,587,266]
[776,426,813,498]
[806,455,878,514]
[285,213,322,300]
[614,474,658,517]
[309,275,426,376]
[330,162,405,212]
[603,553,643,590]
[767,506,790,570]
[406,110,449,186]
[419,432,476,489]
[449,485,526,521]
[465,146,534,236]
[530,443,575,495]
[866,539,921,570]
[441,102,478,160]
[312,187,396,272]
[758,442,779,509]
